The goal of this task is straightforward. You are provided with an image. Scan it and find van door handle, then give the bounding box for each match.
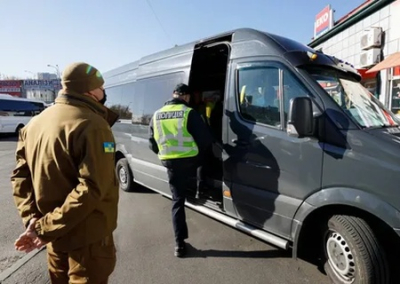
[246,161,272,169]
[232,139,249,146]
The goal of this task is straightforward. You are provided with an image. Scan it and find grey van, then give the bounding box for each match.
[103,28,400,284]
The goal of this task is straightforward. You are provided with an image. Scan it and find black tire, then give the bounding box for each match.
[115,158,136,192]
[322,215,389,284]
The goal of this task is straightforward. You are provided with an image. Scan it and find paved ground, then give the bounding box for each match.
[0,136,331,284]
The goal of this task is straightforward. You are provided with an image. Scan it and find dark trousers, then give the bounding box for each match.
[196,156,206,193]
[196,145,215,192]
[164,158,197,245]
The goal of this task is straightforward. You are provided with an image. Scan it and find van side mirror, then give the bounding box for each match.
[287,97,314,137]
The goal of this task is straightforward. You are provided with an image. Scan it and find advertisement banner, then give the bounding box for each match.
[23,79,61,90]
[314,5,334,38]
[0,80,22,97]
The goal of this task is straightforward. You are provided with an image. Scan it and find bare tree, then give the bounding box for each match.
[108,104,133,119]
[2,75,22,80]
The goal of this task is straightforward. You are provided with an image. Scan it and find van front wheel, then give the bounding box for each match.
[323,215,389,284]
[116,158,136,192]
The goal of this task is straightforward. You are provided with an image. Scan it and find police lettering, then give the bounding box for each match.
[156,110,184,120]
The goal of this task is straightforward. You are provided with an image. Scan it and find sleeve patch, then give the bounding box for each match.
[103,142,115,153]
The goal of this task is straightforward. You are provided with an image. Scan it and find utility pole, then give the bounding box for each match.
[24,70,36,79]
[47,64,60,79]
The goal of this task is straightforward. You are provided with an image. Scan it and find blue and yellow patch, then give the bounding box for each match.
[103,142,115,153]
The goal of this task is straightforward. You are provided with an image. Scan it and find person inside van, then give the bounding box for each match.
[209,93,223,143]
[191,90,207,122]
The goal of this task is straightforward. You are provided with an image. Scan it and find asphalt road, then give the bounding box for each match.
[0,136,331,284]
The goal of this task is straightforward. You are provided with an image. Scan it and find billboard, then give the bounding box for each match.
[314,5,334,38]
[24,79,61,90]
[0,80,22,97]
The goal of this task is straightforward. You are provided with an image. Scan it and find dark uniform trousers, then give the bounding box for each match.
[163,158,198,245]
[46,235,116,284]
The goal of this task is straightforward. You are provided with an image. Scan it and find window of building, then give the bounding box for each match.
[390,77,400,116]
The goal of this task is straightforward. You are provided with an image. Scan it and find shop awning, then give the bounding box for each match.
[358,68,378,79]
[367,52,400,73]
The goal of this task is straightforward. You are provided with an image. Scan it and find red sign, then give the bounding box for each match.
[358,68,378,80]
[314,5,333,38]
[0,80,22,97]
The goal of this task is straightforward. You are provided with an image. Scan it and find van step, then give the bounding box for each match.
[184,200,289,250]
[187,196,223,211]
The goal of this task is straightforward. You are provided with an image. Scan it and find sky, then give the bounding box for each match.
[0,0,366,78]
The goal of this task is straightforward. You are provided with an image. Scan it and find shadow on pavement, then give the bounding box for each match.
[0,134,18,142]
[184,243,291,259]
[122,184,157,194]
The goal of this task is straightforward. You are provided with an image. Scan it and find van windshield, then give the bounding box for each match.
[305,66,400,128]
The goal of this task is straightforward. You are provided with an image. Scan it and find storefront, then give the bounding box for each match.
[309,0,400,115]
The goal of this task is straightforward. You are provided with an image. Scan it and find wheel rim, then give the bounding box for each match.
[325,230,356,283]
[119,167,128,184]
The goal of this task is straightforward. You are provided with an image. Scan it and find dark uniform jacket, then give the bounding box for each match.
[11,90,119,251]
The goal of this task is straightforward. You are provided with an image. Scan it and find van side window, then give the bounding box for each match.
[140,72,185,125]
[237,66,280,127]
[237,63,310,128]
[281,69,310,127]
[106,82,139,122]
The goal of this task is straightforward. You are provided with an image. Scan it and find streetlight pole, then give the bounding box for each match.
[47,64,61,104]
[47,64,60,79]
[24,70,35,79]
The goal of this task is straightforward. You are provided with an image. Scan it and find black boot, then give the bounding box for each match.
[174,241,186,257]
[195,182,206,199]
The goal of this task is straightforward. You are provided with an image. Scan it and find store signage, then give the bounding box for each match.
[314,5,334,38]
[0,80,22,97]
[24,79,61,90]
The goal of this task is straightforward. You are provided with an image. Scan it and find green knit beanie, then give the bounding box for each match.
[61,62,104,93]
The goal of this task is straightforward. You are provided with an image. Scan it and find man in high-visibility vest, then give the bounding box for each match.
[148,83,213,257]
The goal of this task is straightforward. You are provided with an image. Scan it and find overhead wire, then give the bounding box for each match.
[145,0,173,45]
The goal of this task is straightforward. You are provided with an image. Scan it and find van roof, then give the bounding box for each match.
[104,28,313,74]
[103,28,355,85]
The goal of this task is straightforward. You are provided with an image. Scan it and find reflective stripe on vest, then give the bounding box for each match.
[153,104,199,160]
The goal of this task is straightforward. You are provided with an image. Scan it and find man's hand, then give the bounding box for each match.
[15,218,47,253]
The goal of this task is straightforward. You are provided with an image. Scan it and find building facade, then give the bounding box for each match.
[309,0,400,116]
[37,72,57,80]
[23,79,61,103]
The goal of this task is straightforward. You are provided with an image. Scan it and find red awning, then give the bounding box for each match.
[358,68,377,79]
[367,52,400,73]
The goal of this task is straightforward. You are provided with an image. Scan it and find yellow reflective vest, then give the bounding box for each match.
[153,104,199,160]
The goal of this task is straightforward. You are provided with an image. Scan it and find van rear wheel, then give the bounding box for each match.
[116,158,137,192]
[323,215,389,284]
